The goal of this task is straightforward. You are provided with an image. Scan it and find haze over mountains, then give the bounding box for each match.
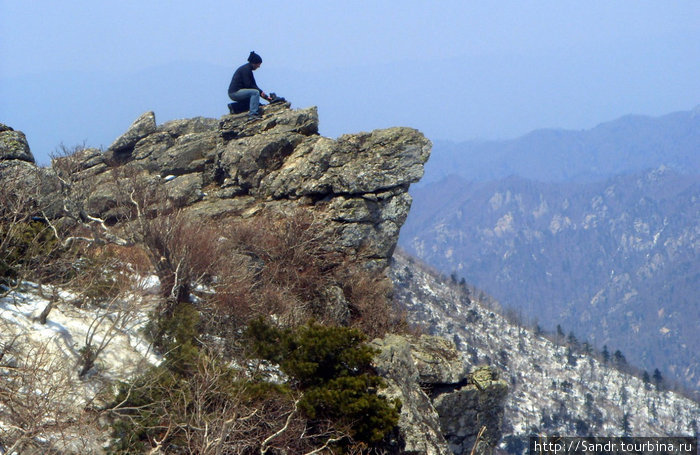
[400,106,700,395]
[421,105,700,184]
[4,48,697,167]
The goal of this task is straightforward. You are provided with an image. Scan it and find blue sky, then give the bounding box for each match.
[1,1,699,164]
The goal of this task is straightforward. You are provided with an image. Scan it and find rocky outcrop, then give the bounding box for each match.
[372,335,508,455]
[1,103,428,270]
[0,124,34,163]
[372,334,452,455]
[433,367,508,455]
[105,111,157,157]
[0,125,65,216]
[47,102,430,269]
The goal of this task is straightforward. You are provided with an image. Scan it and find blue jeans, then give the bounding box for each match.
[230,89,260,115]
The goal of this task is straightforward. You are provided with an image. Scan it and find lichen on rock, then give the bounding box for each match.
[41,102,431,271]
[0,127,34,163]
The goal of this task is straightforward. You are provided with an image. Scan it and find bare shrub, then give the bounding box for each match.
[205,208,406,340]
[0,331,104,454]
[213,209,342,324]
[340,263,407,339]
[46,165,224,309]
[135,209,223,304]
[37,151,404,340]
[0,177,84,302]
[50,141,91,176]
[78,293,144,378]
[109,345,348,454]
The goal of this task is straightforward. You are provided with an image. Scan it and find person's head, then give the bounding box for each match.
[248,51,262,70]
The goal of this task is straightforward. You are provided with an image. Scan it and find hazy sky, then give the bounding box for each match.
[2,1,699,164]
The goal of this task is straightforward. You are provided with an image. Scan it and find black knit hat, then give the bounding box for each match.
[248,51,262,64]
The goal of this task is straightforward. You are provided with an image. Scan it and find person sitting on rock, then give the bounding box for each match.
[228,51,271,119]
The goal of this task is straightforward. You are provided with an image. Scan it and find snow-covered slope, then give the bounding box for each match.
[0,281,159,376]
[0,280,160,453]
[390,250,699,449]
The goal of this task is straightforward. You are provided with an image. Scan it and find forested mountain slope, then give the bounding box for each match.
[401,168,700,395]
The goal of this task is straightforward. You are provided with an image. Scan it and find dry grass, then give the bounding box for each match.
[200,208,406,340]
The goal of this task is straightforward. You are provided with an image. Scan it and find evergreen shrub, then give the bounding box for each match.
[247,318,401,445]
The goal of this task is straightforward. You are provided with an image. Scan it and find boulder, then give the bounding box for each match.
[72,147,105,171]
[433,367,508,455]
[0,128,34,163]
[409,335,470,385]
[260,128,430,199]
[155,131,219,176]
[52,147,105,178]
[132,132,174,167]
[219,103,318,140]
[158,116,219,137]
[372,334,453,455]
[219,133,306,194]
[106,111,157,156]
[165,173,204,207]
[85,171,122,219]
[372,335,507,455]
[0,160,62,217]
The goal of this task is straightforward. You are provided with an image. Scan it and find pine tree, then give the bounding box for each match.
[582,342,592,354]
[622,412,632,436]
[613,349,626,366]
[557,324,565,341]
[653,368,664,391]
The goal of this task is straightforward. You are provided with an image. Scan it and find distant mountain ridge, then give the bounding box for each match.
[423,105,700,184]
[400,167,700,395]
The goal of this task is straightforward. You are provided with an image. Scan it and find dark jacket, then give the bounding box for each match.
[228,63,262,96]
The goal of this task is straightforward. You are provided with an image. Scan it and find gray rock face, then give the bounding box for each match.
[219,132,306,193]
[42,102,430,269]
[165,173,204,206]
[0,160,62,217]
[0,127,34,163]
[158,116,219,137]
[258,127,430,197]
[0,125,62,216]
[106,111,157,156]
[219,102,319,139]
[433,367,508,455]
[1,102,429,270]
[372,335,508,455]
[409,335,470,384]
[372,335,453,455]
[155,132,218,176]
